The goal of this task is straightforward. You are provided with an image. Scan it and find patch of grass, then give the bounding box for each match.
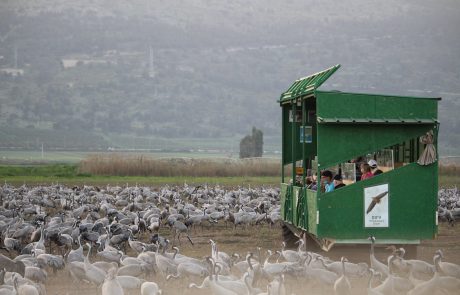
[439,175,460,188]
[0,164,79,177]
[0,150,94,164]
[0,175,280,187]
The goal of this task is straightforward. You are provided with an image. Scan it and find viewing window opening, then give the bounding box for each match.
[314,135,424,192]
[283,134,427,192]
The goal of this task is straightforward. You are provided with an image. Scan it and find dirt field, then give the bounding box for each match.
[40,222,459,295]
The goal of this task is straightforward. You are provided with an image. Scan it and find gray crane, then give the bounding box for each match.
[172,220,194,246]
[0,253,25,278]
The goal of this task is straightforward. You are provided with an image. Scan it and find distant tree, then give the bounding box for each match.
[252,126,263,157]
[239,135,254,158]
[239,126,263,158]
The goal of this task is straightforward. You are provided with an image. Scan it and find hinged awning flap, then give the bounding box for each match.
[279,64,340,103]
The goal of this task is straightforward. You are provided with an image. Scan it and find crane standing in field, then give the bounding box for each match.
[102,267,124,295]
[172,220,194,246]
[368,236,388,280]
[0,254,26,278]
[0,183,460,295]
[334,257,351,295]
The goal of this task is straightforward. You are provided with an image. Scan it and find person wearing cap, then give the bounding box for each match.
[360,163,373,180]
[368,159,383,176]
[320,170,334,193]
[333,174,346,189]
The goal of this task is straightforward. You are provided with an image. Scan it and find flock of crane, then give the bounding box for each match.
[437,188,460,225]
[0,184,459,295]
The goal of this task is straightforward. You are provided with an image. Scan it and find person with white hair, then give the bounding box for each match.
[368,159,383,176]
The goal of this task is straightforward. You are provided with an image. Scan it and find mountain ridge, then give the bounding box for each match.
[0,0,459,154]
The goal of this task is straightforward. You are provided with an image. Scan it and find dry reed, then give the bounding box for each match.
[78,153,281,177]
[79,154,458,178]
[439,164,460,177]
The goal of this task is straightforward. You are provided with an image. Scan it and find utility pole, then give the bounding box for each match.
[14,44,18,69]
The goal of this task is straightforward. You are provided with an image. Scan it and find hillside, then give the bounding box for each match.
[0,0,459,154]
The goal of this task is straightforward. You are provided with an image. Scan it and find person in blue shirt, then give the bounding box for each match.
[321,170,335,193]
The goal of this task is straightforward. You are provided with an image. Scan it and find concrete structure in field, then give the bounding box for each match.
[0,68,24,76]
[61,59,113,69]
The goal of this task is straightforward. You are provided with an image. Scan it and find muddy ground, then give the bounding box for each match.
[38,221,460,295]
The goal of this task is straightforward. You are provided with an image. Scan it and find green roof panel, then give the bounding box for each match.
[279,64,341,103]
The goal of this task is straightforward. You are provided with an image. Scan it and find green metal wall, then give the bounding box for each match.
[315,90,438,169]
[279,156,438,241]
[316,162,438,240]
[316,124,434,168]
[316,91,438,120]
[282,186,318,236]
[306,189,318,235]
[280,183,289,220]
[281,103,317,166]
[292,186,301,225]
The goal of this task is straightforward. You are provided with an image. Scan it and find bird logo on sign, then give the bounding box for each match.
[366,191,388,214]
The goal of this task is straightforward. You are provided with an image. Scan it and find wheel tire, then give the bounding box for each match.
[281,223,298,249]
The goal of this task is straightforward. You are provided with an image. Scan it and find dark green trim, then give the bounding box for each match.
[302,100,306,186]
[279,65,340,103]
[291,102,296,180]
[317,118,438,124]
[316,90,441,101]
[281,106,285,183]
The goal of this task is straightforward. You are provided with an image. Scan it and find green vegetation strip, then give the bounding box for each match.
[0,175,280,187]
[0,164,80,177]
[0,164,278,186]
[0,164,458,187]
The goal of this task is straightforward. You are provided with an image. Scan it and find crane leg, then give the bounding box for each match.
[186,234,194,246]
